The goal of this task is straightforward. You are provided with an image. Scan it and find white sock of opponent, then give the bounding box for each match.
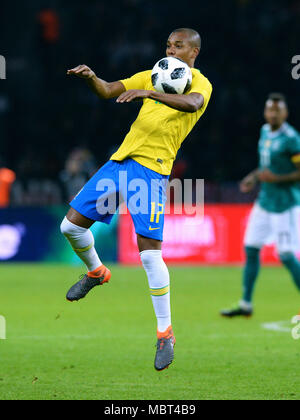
[140,249,171,333]
[60,217,102,272]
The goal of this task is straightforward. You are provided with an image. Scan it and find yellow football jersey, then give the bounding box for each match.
[110,68,212,175]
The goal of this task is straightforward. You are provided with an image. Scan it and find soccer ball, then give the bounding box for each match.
[151,57,192,95]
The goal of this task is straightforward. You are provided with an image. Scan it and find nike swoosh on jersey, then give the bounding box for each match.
[149,226,160,231]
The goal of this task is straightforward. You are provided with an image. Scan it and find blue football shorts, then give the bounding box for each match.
[70,158,169,241]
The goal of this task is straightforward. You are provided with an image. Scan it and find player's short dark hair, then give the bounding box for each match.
[171,28,201,49]
[267,92,287,104]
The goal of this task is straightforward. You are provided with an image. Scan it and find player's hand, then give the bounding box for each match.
[258,169,280,183]
[240,175,257,193]
[67,65,95,79]
[116,90,151,103]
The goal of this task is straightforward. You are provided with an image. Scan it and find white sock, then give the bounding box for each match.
[60,217,102,272]
[140,249,171,333]
[239,300,253,311]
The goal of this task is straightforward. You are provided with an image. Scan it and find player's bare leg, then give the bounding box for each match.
[66,207,95,229]
[138,234,175,371]
[61,208,111,301]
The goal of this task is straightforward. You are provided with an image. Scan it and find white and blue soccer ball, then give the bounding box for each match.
[151,57,192,95]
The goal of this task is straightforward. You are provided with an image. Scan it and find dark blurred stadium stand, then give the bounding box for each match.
[1,0,300,206]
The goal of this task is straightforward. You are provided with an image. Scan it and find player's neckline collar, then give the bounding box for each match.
[267,123,287,138]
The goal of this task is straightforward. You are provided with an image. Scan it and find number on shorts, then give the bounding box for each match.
[150,202,164,224]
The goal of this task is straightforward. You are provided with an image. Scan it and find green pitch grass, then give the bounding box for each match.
[0,264,299,400]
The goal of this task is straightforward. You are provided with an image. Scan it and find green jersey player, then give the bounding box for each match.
[221,93,300,317]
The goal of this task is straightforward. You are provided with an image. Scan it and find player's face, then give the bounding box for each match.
[264,100,288,129]
[166,32,199,67]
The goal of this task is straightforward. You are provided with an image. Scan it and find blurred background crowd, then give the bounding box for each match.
[1,0,300,207]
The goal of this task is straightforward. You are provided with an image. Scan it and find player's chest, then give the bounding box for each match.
[258,137,288,165]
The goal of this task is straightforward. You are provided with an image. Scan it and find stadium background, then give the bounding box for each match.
[1,0,300,264]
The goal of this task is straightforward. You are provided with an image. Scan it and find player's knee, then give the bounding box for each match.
[61,217,70,237]
[60,216,80,237]
[140,249,163,267]
[245,246,260,260]
[140,250,156,266]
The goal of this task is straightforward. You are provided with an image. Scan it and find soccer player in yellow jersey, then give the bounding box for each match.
[61,28,212,370]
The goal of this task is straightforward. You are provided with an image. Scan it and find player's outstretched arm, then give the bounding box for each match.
[258,163,300,183]
[149,91,204,113]
[116,89,204,113]
[67,65,125,99]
